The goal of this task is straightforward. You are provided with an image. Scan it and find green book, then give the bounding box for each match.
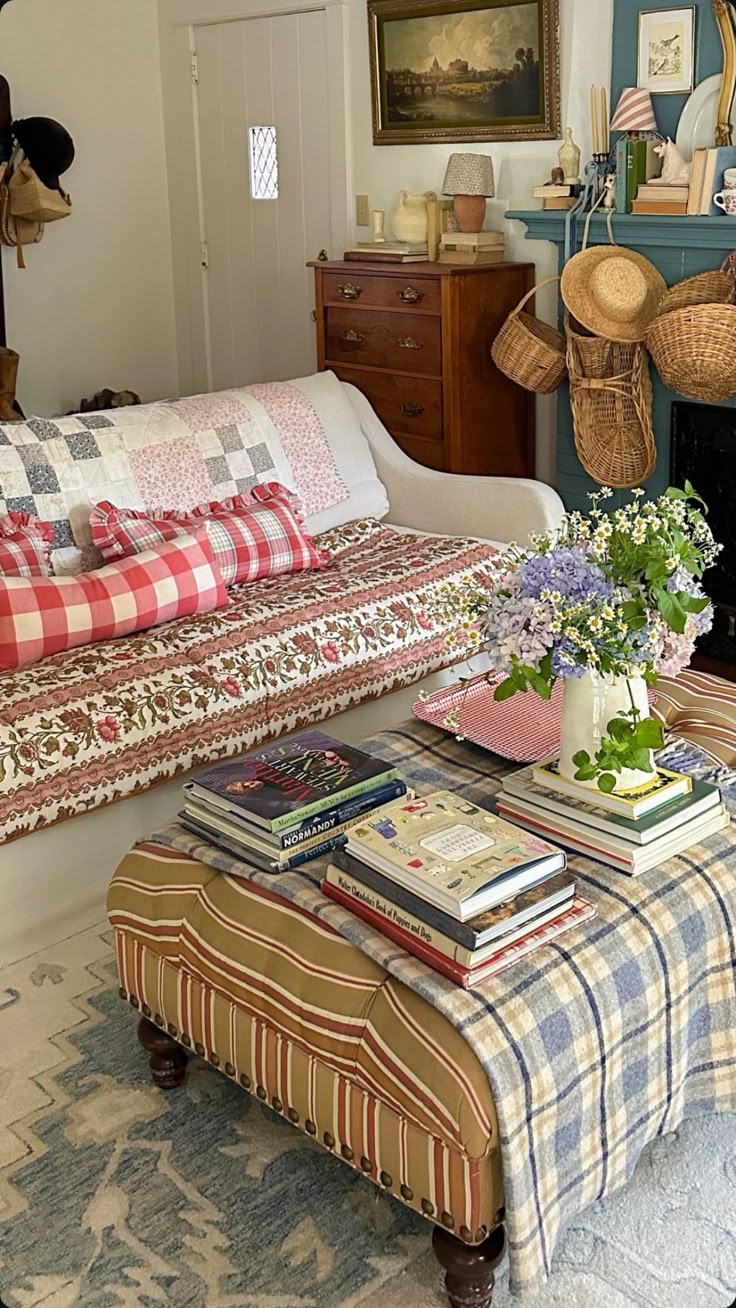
[626,139,648,213]
[615,137,629,215]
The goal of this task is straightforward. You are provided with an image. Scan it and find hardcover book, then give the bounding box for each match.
[190,731,397,833]
[531,758,692,820]
[345,790,565,920]
[180,814,348,873]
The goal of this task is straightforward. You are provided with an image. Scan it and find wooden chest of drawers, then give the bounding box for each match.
[310,259,535,476]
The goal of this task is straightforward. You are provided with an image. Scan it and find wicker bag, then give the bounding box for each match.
[658,263,736,316]
[567,317,656,488]
[8,158,71,224]
[645,302,736,402]
[491,276,567,394]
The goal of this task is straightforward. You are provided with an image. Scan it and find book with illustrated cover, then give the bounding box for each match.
[189,731,397,833]
[324,863,575,968]
[332,850,575,950]
[503,767,720,845]
[323,880,596,988]
[345,790,566,921]
[531,758,692,820]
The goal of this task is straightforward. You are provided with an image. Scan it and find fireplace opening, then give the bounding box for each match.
[671,401,736,669]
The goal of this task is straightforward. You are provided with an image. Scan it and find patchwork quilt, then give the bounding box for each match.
[0,521,496,843]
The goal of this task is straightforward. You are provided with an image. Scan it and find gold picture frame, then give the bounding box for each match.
[368,0,561,145]
[713,0,736,146]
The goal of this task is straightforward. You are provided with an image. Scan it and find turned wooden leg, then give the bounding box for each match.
[137,1017,187,1090]
[432,1225,506,1308]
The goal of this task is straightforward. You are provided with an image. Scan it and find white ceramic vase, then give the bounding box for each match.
[390,190,434,245]
[559,671,653,791]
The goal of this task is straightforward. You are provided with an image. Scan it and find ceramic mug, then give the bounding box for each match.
[714,189,736,214]
[724,168,736,189]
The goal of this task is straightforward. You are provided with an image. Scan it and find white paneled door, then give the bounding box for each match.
[193,10,335,389]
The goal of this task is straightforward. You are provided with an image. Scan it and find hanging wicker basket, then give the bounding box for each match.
[658,266,736,316]
[491,276,567,394]
[566,317,656,489]
[645,303,736,402]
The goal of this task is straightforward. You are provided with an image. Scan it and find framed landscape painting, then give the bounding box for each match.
[368,0,561,145]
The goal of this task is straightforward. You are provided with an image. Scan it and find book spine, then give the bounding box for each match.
[323,880,472,983]
[627,140,647,212]
[325,865,472,964]
[181,814,347,871]
[615,138,629,214]
[332,848,479,949]
[281,780,408,849]
[271,770,398,833]
[278,834,348,870]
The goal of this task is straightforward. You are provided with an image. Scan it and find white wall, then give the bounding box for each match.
[0,0,179,417]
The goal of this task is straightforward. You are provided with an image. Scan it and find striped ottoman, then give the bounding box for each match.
[108,842,507,1307]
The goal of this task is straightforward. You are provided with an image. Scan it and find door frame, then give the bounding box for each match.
[158,0,352,397]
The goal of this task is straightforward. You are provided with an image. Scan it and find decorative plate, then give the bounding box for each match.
[675,74,736,161]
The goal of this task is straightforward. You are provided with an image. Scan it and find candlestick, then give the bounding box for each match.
[591,85,600,155]
[601,86,609,154]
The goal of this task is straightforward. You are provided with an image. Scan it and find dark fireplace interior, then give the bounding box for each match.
[671,402,736,671]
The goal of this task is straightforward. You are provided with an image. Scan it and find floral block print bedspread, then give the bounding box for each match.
[0,521,496,843]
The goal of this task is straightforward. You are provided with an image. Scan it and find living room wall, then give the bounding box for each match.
[0,0,178,417]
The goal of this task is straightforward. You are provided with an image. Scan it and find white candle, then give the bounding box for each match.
[591,85,600,154]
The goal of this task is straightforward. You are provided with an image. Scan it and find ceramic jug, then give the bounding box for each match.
[390,190,435,245]
[558,128,581,184]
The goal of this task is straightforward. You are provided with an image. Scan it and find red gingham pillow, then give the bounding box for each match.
[0,513,53,578]
[0,527,228,672]
[89,482,329,586]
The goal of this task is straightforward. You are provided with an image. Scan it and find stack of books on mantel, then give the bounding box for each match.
[323,790,596,988]
[438,231,505,264]
[686,146,736,215]
[496,759,730,876]
[632,183,690,216]
[344,242,428,264]
[180,731,407,873]
[532,183,581,211]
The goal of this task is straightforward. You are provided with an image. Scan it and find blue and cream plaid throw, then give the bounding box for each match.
[154,721,736,1297]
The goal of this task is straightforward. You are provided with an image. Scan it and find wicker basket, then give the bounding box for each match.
[645,303,736,402]
[491,276,567,394]
[658,267,735,316]
[566,318,656,489]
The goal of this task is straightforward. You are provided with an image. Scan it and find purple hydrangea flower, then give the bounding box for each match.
[520,547,613,602]
[551,638,587,678]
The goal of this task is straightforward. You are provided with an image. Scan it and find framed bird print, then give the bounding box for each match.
[637,7,696,95]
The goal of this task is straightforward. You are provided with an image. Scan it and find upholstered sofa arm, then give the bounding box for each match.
[345,384,565,546]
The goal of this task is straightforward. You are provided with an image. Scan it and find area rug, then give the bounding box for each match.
[1,924,734,1308]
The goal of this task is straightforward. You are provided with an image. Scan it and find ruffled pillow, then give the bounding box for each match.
[0,512,54,577]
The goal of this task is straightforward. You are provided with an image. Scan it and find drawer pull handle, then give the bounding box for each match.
[337,282,362,300]
[338,329,364,344]
[397,336,424,350]
[400,401,425,417]
[397,286,423,304]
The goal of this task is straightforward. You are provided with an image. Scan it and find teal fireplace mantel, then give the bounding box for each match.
[506,210,736,511]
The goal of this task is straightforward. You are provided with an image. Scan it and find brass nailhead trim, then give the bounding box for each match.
[154,1013,164,1027]
[421,1199,435,1217]
[142,1003,151,1018]
[130,995,140,1009]
[167,1023,177,1038]
[400,1185,413,1202]
[460,1226,473,1242]
[340,1143,353,1159]
[360,1156,372,1172]
[225,1062,236,1077]
[441,1211,454,1229]
[474,1227,487,1243]
[306,1120,317,1136]
[288,1108,299,1123]
[181,1033,192,1048]
[272,1096,283,1112]
[194,1042,205,1057]
[380,1171,392,1189]
[119,987,127,1000]
[240,1074,251,1089]
[209,1053,220,1068]
[495,1206,505,1223]
[256,1085,267,1101]
[324,1132,336,1148]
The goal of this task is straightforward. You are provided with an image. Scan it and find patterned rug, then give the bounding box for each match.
[1,924,734,1308]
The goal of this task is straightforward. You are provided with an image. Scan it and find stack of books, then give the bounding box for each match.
[180,731,407,873]
[438,231,505,264]
[532,183,581,211]
[496,759,730,875]
[344,243,428,264]
[632,182,690,216]
[686,146,736,214]
[322,790,596,988]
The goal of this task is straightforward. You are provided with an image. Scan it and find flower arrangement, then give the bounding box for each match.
[465,484,721,791]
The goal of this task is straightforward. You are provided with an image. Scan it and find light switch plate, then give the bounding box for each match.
[355,194,370,226]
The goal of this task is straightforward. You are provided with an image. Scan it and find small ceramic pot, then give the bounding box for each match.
[390,190,433,244]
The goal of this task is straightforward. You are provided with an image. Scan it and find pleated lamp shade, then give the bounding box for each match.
[442,153,495,197]
[610,87,658,134]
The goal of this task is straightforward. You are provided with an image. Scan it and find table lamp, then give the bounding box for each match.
[610,87,658,137]
[442,153,495,232]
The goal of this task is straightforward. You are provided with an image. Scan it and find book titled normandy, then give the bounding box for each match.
[189,731,397,833]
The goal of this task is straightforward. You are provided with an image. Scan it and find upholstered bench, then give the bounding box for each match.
[107,670,736,1307]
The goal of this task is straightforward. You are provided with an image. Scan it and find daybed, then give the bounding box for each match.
[0,372,564,963]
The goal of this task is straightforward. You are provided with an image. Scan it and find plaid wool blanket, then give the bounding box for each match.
[152,721,736,1297]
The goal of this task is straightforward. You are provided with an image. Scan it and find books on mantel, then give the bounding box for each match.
[180,730,406,872]
[319,789,596,988]
[344,243,428,264]
[686,146,736,215]
[632,182,689,216]
[496,762,729,876]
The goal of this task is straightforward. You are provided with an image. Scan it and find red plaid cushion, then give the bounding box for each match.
[0,528,228,672]
[0,513,53,578]
[90,482,328,586]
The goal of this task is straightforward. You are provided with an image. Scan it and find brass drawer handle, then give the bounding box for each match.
[338,329,364,343]
[400,401,425,417]
[397,336,424,350]
[397,286,423,304]
[337,282,362,300]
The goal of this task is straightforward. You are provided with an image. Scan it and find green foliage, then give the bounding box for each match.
[572,701,665,793]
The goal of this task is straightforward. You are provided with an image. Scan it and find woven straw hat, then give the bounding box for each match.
[561,247,666,342]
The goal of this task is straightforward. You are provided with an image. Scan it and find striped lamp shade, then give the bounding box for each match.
[610,87,658,134]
